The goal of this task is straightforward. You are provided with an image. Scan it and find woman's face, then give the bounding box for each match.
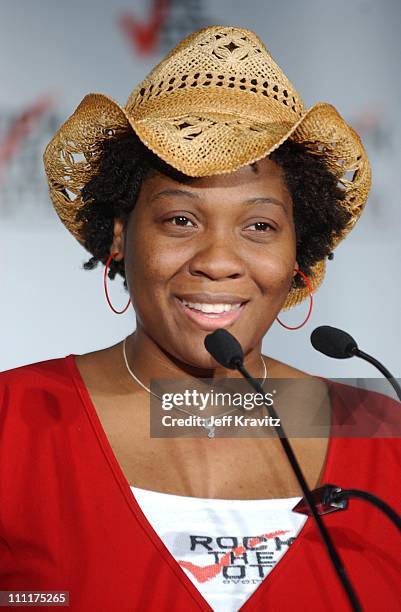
[120,157,297,368]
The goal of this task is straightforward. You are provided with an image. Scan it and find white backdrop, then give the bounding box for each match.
[1,0,400,378]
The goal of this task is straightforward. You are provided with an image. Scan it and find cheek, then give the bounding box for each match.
[127,240,181,284]
[250,247,295,297]
[124,249,165,326]
[124,226,184,315]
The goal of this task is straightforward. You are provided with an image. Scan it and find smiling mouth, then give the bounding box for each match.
[175,296,248,331]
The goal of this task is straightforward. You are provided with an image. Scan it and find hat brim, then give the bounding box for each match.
[43,93,370,310]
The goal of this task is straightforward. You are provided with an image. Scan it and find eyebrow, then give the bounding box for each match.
[244,196,287,211]
[150,189,287,211]
[150,189,201,202]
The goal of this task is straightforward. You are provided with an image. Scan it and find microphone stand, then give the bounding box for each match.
[234,358,362,612]
[293,484,401,534]
[350,347,401,402]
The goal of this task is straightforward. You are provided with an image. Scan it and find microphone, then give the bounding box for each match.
[311,325,357,359]
[204,328,361,612]
[311,325,401,401]
[204,328,243,369]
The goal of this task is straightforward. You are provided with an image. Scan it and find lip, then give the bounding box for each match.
[175,296,247,331]
[176,292,249,305]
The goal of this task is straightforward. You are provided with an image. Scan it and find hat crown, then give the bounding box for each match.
[126,26,304,120]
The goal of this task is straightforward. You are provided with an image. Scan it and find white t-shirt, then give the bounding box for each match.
[131,486,307,612]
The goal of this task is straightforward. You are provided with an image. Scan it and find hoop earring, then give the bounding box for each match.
[276,269,313,330]
[103,252,131,314]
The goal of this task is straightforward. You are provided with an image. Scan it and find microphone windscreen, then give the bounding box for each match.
[204,329,244,369]
[310,325,358,359]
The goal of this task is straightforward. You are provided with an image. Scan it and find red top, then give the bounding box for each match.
[0,355,400,611]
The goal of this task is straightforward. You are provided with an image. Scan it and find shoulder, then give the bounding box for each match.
[263,355,324,389]
[327,378,401,436]
[0,356,79,449]
[263,353,331,405]
[263,356,313,379]
[0,355,72,385]
[0,356,76,410]
[73,341,129,396]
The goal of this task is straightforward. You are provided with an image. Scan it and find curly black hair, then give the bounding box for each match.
[76,130,350,291]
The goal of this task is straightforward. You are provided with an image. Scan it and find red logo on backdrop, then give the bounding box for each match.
[118,0,170,56]
[0,95,54,182]
[118,0,210,57]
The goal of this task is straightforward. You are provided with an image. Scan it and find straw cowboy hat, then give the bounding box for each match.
[43,25,371,309]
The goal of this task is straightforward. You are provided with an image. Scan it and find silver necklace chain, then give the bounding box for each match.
[122,336,267,438]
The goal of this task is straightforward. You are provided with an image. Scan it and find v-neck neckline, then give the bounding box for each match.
[65,353,338,611]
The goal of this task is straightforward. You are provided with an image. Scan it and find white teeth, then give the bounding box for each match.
[180,299,242,314]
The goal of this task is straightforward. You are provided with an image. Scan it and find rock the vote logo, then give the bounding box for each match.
[177,531,297,582]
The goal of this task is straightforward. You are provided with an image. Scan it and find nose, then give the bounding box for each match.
[188,232,246,281]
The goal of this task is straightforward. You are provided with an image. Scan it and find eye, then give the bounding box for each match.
[246,221,274,232]
[166,215,196,227]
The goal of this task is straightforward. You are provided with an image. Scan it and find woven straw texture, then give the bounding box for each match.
[43,26,371,310]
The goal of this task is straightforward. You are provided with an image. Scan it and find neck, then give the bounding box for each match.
[123,324,266,388]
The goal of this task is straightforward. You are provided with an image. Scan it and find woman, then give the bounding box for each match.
[1,26,400,611]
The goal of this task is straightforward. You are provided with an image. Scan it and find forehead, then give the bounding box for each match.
[143,157,291,202]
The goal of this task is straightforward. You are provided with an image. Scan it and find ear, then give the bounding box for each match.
[110,218,125,262]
